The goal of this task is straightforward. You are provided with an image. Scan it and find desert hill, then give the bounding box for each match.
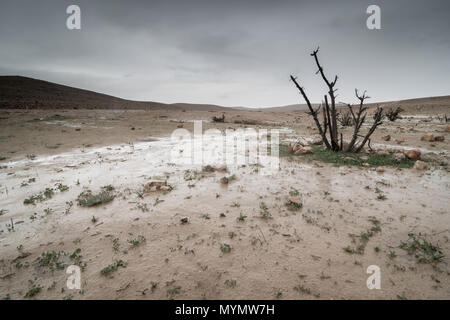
[0,76,449,113]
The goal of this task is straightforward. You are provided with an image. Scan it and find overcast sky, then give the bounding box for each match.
[0,0,449,107]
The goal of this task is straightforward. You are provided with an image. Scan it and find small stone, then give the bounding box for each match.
[144,181,171,192]
[203,165,228,173]
[360,156,369,161]
[421,134,434,142]
[203,165,215,172]
[382,135,391,141]
[393,152,406,161]
[294,146,312,155]
[434,136,445,142]
[363,163,370,167]
[293,144,303,152]
[220,177,229,185]
[376,150,390,156]
[414,160,428,170]
[376,167,385,173]
[286,146,294,153]
[405,150,421,160]
[395,137,405,144]
[445,124,450,132]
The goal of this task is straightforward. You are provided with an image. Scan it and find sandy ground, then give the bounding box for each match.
[0,107,449,300]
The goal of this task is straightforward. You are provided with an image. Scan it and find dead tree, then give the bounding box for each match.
[290,47,384,153]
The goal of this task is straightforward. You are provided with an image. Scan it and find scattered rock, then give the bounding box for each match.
[285,146,294,153]
[159,185,172,191]
[311,137,323,145]
[144,181,172,192]
[421,134,434,142]
[376,167,385,173]
[445,124,450,132]
[220,177,229,185]
[434,136,445,142]
[203,165,215,172]
[203,165,227,173]
[414,160,428,170]
[405,150,421,160]
[294,146,312,155]
[382,135,391,141]
[376,150,390,156]
[177,124,184,128]
[293,144,303,152]
[360,156,369,161]
[393,152,406,161]
[180,217,189,224]
[363,163,370,167]
[395,137,405,144]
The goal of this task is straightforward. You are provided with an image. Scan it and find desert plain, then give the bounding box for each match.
[0,96,449,300]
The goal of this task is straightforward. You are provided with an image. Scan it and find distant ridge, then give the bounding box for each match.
[0,76,449,112]
[0,76,233,111]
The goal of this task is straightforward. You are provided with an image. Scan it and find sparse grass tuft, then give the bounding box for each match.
[24,279,42,298]
[24,188,54,205]
[259,202,272,219]
[166,286,181,299]
[36,251,66,271]
[100,260,127,276]
[279,144,416,168]
[128,235,146,248]
[399,233,444,264]
[56,183,69,192]
[220,243,231,253]
[237,212,247,222]
[343,217,381,254]
[224,279,237,288]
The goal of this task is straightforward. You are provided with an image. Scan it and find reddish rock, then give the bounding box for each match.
[405,150,421,160]
[294,146,312,155]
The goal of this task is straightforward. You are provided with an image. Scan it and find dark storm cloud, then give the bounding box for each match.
[0,0,449,107]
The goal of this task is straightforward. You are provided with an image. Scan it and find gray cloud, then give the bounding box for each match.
[0,0,449,107]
